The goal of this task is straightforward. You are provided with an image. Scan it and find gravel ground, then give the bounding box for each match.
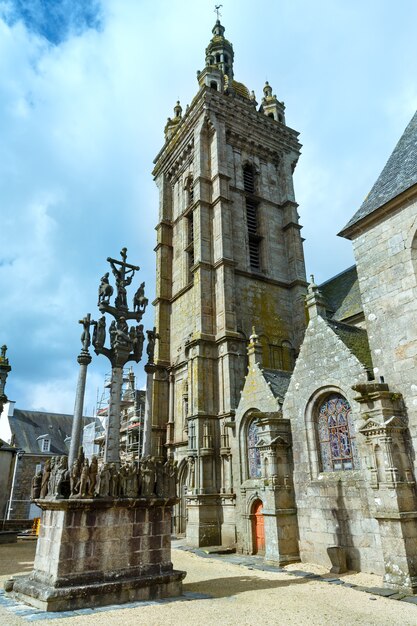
[1,539,417,626]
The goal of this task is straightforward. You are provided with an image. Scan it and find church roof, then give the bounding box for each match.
[262,369,292,401]
[319,265,363,322]
[9,409,96,455]
[327,319,373,374]
[340,110,417,236]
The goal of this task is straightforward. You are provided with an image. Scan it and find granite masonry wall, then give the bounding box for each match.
[351,197,417,472]
[283,315,385,575]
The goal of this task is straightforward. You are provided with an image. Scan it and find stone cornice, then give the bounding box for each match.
[153,86,301,180]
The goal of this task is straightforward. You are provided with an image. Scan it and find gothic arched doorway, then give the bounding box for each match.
[252,499,265,555]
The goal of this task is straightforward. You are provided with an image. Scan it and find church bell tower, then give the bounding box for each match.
[151,20,307,546]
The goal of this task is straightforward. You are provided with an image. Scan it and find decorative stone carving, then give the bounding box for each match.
[33,453,178,502]
[31,470,42,500]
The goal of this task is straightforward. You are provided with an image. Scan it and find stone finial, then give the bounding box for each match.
[263,81,273,98]
[247,326,263,367]
[174,101,182,119]
[305,274,327,320]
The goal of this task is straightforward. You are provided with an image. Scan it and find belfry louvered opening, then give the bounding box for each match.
[243,164,255,194]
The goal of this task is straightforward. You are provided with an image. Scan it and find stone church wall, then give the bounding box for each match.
[351,198,417,467]
[283,315,385,574]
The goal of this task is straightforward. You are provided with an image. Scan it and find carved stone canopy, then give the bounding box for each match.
[359,415,407,438]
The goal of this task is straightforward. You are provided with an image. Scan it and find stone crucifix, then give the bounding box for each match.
[95,248,150,466]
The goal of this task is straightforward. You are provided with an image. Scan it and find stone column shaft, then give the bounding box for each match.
[69,352,91,468]
[104,365,123,464]
[142,366,155,458]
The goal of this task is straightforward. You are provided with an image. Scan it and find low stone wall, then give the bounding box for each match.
[12,497,185,611]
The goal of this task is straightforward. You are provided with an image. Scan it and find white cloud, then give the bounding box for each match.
[1,0,417,413]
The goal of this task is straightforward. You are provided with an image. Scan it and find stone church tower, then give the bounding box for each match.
[151,20,307,546]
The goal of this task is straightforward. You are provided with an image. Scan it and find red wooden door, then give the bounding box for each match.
[252,500,265,554]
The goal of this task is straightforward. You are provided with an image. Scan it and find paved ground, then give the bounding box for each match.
[1,539,417,625]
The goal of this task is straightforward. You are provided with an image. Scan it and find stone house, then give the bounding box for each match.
[149,19,417,592]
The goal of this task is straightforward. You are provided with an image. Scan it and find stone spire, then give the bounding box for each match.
[261,81,286,124]
[247,326,263,367]
[197,19,234,92]
[164,100,183,141]
[205,20,234,80]
[305,275,327,319]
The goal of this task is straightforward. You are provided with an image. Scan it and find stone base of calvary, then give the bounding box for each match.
[9,249,185,611]
[13,460,184,611]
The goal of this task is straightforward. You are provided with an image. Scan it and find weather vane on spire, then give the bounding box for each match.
[214,4,222,20]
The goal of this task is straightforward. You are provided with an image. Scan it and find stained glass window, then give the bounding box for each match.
[248,420,261,478]
[317,394,358,472]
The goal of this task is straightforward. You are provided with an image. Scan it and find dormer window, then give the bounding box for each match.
[37,434,51,453]
[210,81,218,91]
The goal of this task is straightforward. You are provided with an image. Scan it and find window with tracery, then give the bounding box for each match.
[317,394,358,471]
[248,420,261,478]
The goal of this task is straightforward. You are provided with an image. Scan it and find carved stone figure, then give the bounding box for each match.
[115,317,131,348]
[98,272,113,305]
[167,457,178,498]
[146,328,159,364]
[40,459,51,498]
[119,463,128,496]
[109,259,133,309]
[48,457,57,496]
[109,320,117,348]
[54,456,69,498]
[142,457,156,496]
[155,461,165,497]
[133,282,148,317]
[109,463,119,497]
[97,463,111,497]
[93,316,106,351]
[88,456,98,497]
[187,456,195,490]
[31,470,42,500]
[70,458,81,496]
[133,324,145,361]
[125,463,138,497]
[78,460,90,498]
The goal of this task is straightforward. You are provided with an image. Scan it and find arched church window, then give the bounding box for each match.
[248,420,261,478]
[210,81,218,91]
[317,394,358,472]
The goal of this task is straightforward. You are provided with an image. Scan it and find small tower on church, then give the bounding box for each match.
[151,19,307,547]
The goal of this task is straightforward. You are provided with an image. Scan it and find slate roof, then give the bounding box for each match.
[262,369,292,401]
[327,319,373,374]
[319,265,363,322]
[340,110,417,236]
[9,409,96,455]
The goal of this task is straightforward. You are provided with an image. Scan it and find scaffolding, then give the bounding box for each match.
[95,367,145,462]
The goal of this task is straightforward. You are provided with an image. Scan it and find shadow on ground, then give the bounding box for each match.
[0,541,36,577]
[184,575,308,599]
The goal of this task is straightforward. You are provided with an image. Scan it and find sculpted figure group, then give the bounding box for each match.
[31,449,178,501]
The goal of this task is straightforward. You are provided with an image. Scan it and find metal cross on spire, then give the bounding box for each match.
[214,4,223,20]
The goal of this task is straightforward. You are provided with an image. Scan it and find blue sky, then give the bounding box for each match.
[1,0,416,415]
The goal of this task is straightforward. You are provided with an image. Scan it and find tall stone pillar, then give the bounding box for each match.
[69,315,93,468]
[141,364,155,458]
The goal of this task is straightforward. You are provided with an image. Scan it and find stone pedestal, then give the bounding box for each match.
[11,497,185,612]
